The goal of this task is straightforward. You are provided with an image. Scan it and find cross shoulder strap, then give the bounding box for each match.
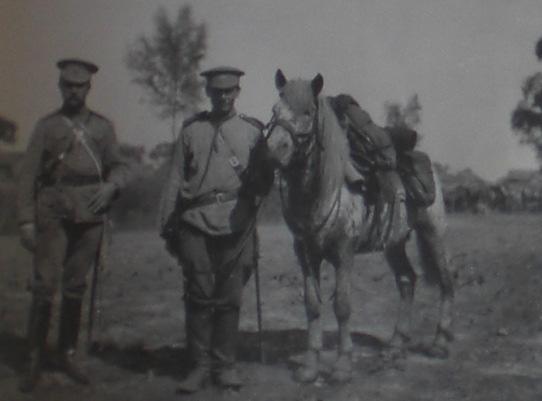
[215,127,245,178]
[62,116,103,180]
[239,114,264,131]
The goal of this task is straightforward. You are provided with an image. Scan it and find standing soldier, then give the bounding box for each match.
[17,59,131,392]
[159,66,274,393]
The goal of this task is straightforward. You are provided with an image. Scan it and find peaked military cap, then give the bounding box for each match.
[57,58,99,84]
[201,66,244,89]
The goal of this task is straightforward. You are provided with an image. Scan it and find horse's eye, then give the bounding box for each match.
[303,110,312,117]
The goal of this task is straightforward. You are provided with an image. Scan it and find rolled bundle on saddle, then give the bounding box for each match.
[329,94,401,207]
[330,93,436,210]
[329,94,396,174]
[388,126,437,208]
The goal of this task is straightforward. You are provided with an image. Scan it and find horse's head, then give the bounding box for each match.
[265,69,323,169]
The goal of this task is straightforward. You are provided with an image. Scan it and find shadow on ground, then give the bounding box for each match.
[0,331,27,375]
[82,329,386,380]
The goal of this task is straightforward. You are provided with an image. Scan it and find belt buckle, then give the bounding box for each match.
[216,192,224,204]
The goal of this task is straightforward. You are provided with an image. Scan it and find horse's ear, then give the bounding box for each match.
[275,69,287,90]
[311,73,324,97]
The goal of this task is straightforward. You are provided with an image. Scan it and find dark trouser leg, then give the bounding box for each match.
[57,222,102,384]
[20,218,66,392]
[212,306,242,387]
[57,297,89,384]
[176,300,213,393]
[176,226,215,393]
[211,230,256,389]
[19,297,52,393]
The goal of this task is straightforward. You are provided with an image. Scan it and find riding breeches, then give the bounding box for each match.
[176,224,257,309]
[32,219,103,301]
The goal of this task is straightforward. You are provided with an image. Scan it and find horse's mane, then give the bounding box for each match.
[316,96,349,196]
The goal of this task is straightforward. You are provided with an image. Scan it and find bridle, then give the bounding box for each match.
[264,101,341,238]
[264,106,322,162]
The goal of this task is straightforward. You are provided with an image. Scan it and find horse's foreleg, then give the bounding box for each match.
[334,262,353,355]
[385,239,417,351]
[330,249,354,383]
[416,227,455,358]
[294,240,322,383]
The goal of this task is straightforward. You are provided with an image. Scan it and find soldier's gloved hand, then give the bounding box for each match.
[19,223,36,252]
[88,182,118,214]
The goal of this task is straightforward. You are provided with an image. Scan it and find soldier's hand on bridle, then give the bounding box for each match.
[19,223,36,252]
[88,182,117,214]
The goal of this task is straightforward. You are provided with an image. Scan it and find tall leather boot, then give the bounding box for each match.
[57,297,90,384]
[212,307,243,389]
[177,302,213,394]
[19,297,52,393]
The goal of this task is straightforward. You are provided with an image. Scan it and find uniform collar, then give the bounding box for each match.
[60,105,91,124]
[209,108,237,125]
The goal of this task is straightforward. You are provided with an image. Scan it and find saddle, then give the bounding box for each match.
[326,95,409,250]
[328,94,397,203]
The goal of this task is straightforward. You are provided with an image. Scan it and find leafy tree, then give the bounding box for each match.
[384,94,421,129]
[511,36,542,162]
[126,5,207,139]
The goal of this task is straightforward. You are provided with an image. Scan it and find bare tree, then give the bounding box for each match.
[511,36,542,162]
[126,5,207,139]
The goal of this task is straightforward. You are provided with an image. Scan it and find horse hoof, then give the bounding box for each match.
[330,352,353,383]
[294,366,319,383]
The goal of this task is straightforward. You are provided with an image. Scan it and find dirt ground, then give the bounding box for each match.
[2,213,542,401]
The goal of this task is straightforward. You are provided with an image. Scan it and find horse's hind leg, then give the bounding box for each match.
[416,226,454,358]
[384,237,417,352]
[294,240,323,383]
[329,247,354,383]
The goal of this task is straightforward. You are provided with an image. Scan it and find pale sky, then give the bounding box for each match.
[1,0,541,180]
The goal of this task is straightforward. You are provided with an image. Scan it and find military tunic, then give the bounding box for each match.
[159,110,273,307]
[160,110,269,236]
[17,107,130,300]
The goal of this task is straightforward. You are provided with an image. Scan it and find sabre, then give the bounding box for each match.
[87,219,108,353]
[251,194,270,364]
[87,260,100,352]
[254,251,265,363]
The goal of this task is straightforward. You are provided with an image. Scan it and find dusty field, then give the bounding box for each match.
[2,213,542,401]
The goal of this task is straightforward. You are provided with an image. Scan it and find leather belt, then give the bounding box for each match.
[182,190,238,210]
